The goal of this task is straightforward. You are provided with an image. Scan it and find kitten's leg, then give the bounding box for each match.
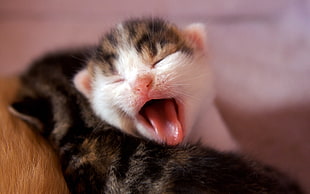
[190,104,239,151]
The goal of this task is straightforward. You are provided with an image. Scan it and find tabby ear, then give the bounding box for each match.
[183,23,207,51]
[9,97,49,131]
[73,68,92,98]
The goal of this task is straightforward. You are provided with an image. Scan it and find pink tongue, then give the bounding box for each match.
[141,99,183,145]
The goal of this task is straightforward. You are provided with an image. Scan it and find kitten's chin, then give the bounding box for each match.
[137,99,184,145]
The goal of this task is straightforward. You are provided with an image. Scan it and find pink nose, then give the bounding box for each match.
[132,75,153,95]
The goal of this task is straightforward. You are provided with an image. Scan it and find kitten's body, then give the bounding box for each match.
[64,125,301,194]
[11,48,302,193]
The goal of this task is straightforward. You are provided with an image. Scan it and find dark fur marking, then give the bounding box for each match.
[95,47,116,64]
[116,136,140,179]
[136,33,150,52]
[11,96,54,137]
[159,39,168,48]
[11,18,304,194]
[180,46,193,56]
[106,32,118,47]
[147,18,165,33]
[135,33,158,57]
[124,19,140,38]
[94,46,117,74]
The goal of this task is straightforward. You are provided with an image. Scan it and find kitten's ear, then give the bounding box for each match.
[183,23,207,51]
[73,68,92,98]
[9,97,52,132]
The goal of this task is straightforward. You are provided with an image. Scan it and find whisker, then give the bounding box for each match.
[170,83,193,86]
[166,74,209,85]
[175,91,200,102]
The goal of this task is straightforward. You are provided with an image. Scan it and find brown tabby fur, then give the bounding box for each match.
[5,18,304,194]
[9,47,303,193]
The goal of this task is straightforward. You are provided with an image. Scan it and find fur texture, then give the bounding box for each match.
[10,29,303,193]
[73,18,237,149]
[0,77,69,194]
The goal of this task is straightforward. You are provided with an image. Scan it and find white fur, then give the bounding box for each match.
[76,23,238,151]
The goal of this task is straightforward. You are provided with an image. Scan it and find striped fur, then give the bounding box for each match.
[10,18,303,193]
[75,18,233,148]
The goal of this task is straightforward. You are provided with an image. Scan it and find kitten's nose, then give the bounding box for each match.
[132,75,153,95]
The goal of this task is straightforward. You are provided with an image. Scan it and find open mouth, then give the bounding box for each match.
[138,98,184,145]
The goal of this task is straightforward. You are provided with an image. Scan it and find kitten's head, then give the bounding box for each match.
[74,18,213,145]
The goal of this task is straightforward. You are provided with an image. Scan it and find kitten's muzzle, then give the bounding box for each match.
[131,74,153,96]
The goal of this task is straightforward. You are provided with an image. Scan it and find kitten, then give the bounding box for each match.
[10,21,302,194]
[72,18,238,150]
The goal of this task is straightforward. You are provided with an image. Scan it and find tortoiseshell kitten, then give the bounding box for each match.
[73,18,237,150]
[10,18,302,193]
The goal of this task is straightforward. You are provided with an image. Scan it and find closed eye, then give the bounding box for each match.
[151,58,164,68]
[151,52,177,68]
[111,77,125,84]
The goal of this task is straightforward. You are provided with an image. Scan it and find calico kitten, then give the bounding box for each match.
[10,20,302,194]
[72,18,238,149]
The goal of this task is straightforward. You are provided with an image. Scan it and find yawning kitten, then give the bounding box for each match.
[73,18,237,149]
[10,48,302,194]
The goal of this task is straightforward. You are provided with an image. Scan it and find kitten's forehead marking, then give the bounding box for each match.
[92,18,194,76]
[120,18,192,56]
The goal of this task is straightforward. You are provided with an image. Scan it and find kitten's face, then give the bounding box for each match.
[74,18,213,145]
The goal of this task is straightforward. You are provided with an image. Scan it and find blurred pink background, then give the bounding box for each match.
[1,0,309,193]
